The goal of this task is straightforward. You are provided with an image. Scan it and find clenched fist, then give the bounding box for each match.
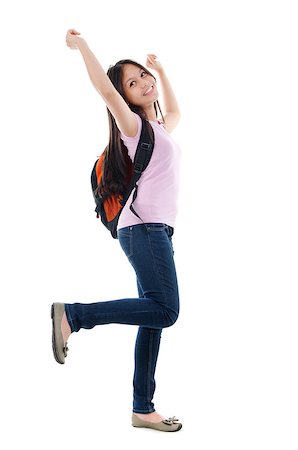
[65,29,84,49]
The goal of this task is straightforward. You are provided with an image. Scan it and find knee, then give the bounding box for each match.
[163,308,179,328]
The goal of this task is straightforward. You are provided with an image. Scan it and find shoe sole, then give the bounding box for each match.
[132,423,182,432]
[51,304,64,364]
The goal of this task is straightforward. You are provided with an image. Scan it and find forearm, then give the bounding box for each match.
[157,69,180,116]
[77,40,114,97]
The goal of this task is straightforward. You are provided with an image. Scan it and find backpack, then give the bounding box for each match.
[91,117,154,238]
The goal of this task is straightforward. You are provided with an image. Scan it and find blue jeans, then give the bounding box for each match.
[64,223,179,413]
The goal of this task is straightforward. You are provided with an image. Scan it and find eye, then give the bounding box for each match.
[129,80,136,87]
[141,71,147,77]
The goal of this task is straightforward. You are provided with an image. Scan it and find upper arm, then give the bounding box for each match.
[101,90,138,137]
[162,112,181,133]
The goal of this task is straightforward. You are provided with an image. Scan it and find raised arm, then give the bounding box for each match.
[65,29,138,137]
[146,54,181,133]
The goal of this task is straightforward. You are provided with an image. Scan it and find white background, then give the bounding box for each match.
[0,0,297,449]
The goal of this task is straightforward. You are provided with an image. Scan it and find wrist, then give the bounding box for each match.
[77,37,88,50]
[156,67,166,78]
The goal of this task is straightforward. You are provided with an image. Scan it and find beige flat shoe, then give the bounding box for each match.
[132,414,182,432]
[51,303,69,364]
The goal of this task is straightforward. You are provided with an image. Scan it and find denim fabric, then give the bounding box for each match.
[64,223,179,413]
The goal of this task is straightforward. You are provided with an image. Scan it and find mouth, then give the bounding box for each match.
[143,85,154,96]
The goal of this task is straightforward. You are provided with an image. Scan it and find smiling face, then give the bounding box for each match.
[122,64,159,107]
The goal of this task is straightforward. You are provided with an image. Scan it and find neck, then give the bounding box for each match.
[144,104,157,122]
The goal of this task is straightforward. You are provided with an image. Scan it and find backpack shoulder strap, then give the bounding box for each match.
[133,117,154,174]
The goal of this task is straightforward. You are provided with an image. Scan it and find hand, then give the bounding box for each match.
[65,29,84,49]
[146,54,163,74]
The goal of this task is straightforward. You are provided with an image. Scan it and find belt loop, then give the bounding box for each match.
[168,226,174,238]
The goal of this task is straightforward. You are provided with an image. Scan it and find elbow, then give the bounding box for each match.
[171,110,181,124]
[164,111,181,133]
[175,110,181,123]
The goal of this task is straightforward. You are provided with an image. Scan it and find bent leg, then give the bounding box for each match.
[65,224,179,332]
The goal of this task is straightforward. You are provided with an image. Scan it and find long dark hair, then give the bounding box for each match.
[99,59,163,198]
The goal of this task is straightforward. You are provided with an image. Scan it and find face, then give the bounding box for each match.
[122,64,158,107]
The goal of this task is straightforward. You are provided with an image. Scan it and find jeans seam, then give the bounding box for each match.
[146,229,168,305]
[146,330,154,408]
[129,227,133,257]
[118,227,133,258]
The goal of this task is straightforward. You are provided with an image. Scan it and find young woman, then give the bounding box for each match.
[51,29,182,432]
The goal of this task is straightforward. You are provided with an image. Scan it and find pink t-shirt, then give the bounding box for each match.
[117,113,181,230]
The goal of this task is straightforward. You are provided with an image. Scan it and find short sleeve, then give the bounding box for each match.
[120,114,142,161]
